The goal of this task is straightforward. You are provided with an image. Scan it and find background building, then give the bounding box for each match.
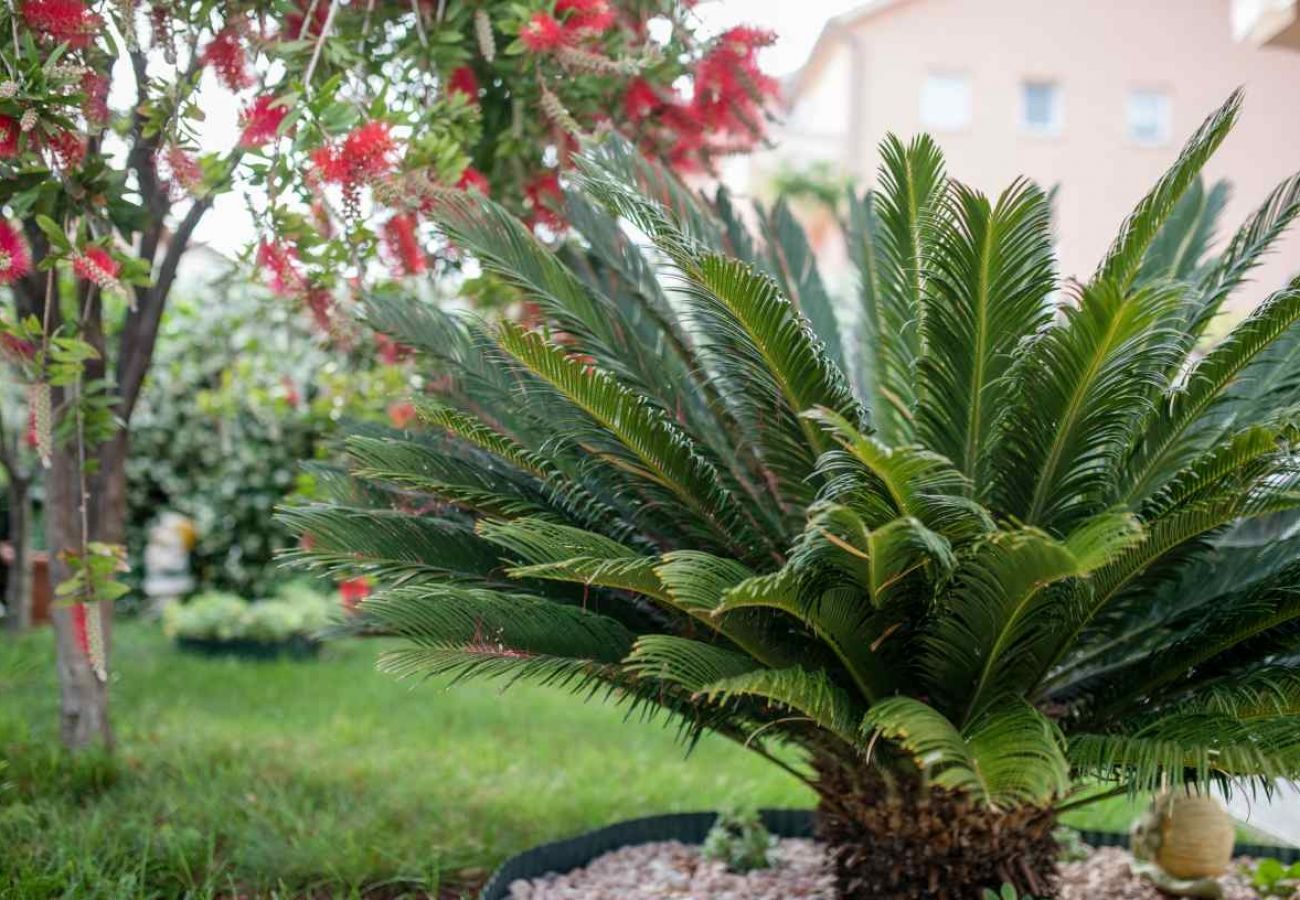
[760,0,1300,299]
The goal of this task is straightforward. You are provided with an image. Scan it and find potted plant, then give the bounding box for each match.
[164,581,334,659]
[286,92,1300,899]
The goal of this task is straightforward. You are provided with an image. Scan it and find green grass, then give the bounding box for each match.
[1,622,808,898]
[1,622,1281,898]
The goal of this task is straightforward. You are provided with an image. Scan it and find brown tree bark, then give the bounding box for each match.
[4,474,32,632]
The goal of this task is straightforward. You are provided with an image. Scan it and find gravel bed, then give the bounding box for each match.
[508,839,1276,899]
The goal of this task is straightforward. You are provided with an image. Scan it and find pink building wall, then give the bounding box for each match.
[782,0,1300,304]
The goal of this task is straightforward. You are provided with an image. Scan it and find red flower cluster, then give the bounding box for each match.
[0,115,19,157]
[20,0,99,47]
[456,166,489,195]
[375,333,413,366]
[525,171,565,231]
[519,12,567,52]
[285,0,330,40]
[448,66,479,103]
[72,247,120,289]
[240,96,288,148]
[200,25,253,91]
[387,401,417,430]
[0,221,31,286]
[45,130,86,170]
[638,26,779,173]
[2,332,36,361]
[338,576,371,612]
[71,602,91,657]
[311,121,396,199]
[161,145,204,196]
[556,0,615,35]
[257,240,306,297]
[81,72,109,127]
[381,213,426,276]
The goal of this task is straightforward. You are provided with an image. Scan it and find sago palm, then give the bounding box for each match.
[285,91,1300,899]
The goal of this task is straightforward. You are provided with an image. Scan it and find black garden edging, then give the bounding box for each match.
[174,635,321,660]
[480,808,1300,898]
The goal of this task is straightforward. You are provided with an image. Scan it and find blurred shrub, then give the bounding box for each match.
[162,581,335,644]
[126,279,406,598]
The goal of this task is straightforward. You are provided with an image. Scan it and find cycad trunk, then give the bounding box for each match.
[814,759,1059,899]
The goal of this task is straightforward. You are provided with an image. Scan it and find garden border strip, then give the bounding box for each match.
[479,808,1300,898]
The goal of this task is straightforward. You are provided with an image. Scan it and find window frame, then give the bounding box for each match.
[1126,88,1172,147]
[1020,79,1063,137]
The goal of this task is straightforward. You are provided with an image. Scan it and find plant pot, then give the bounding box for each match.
[1153,794,1236,879]
[481,811,1299,899]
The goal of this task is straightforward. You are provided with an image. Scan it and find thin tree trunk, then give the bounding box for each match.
[4,475,32,632]
[46,438,113,750]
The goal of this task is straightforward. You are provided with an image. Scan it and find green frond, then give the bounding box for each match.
[1123,281,1300,504]
[1069,713,1300,794]
[757,197,846,370]
[1188,170,1300,337]
[1095,90,1241,291]
[846,188,886,414]
[930,515,1143,723]
[346,435,551,519]
[868,134,949,443]
[1137,176,1230,286]
[1000,279,1182,530]
[362,584,635,662]
[1178,666,1300,720]
[277,505,501,583]
[918,178,1055,494]
[378,644,612,689]
[493,321,765,555]
[696,665,860,742]
[862,697,1069,808]
[623,635,760,692]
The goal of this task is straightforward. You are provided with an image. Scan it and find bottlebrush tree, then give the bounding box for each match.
[0,0,776,749]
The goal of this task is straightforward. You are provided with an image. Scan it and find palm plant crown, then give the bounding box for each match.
[286,91,1300,898]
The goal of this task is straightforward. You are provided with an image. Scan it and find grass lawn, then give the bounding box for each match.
[0,621,1243,898]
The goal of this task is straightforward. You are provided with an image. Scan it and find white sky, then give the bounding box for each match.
[188,0,862,257]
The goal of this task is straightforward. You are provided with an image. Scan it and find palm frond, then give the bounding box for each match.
[1137,176,1230,286]
[1095,90,1241,291]
[863,697,1069,808]
[917,179,1055,494]
[757,197,846,370]
[697,665,860,742]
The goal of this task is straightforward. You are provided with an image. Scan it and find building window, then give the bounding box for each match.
[920,73,972,132]
[1127,89,1171,145]
[1021,80,1062,136]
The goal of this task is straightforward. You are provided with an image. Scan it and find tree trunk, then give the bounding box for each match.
[814,759,1059,899]
[4,475,32,632]
[46,438,113,750]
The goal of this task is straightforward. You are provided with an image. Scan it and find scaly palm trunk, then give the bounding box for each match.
[814,758,1059,899]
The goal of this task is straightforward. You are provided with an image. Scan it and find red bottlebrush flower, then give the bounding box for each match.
[381,213,426,277]
[240,96,288,148]
[72,247,121,289]
[81,72,110,127]
[456,166,489,195]
[519,12,567,52]
[375,333,413,366]
[256,240,305,297]
[556,0,614,35]
[71,602,91,655]
[25,407,39,449]
[21,0,99,47]
[304,284,333,332]
[0,221,32,286]
[338,576,370,612]
[280,375,300,408]
[623,78,660,121]
[447,66,479,103]
[387,401,417,430]
[200,26,253,91]
[45,130,87,170]
[312,121,396,196]
[285,0,329,40]
[525,171,565,231]
[2,332,37,360]
[0,115,20,157]
[161,145,204,196]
